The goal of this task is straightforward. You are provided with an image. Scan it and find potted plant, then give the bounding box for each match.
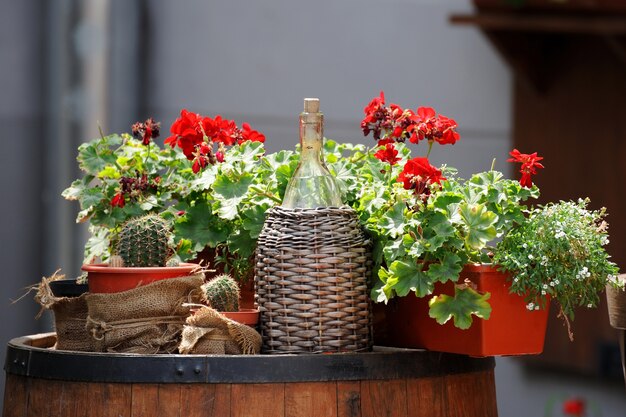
[201,274,259,326]
[64,114,270,299]
[82,214,199,293]
[323,91,620,356]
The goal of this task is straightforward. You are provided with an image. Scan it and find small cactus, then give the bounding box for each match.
[117,214,172,267]
[201,274,240,312]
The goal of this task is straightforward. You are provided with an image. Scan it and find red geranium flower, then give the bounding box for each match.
[165,109,208,159]
[398,157,445,190]
[507,149,544,188]
[377,138,395,147]
[434,115,460,145]
[239,122,266,144]
[562,398,585,416]
[364,91,385,115]
[374,143,401,166]
[110,192,125,208]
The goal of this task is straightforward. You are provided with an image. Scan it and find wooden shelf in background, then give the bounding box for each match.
[451,13,626,35]
[450,10,626,379]
[451,12,626,92]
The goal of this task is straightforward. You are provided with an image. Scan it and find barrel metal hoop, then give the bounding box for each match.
[4,333,496,384]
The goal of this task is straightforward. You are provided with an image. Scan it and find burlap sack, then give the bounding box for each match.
[179,306,261,355]
[35,273,94,352]
[86,274,204,354]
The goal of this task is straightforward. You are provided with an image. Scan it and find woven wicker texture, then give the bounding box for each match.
[255,206,372,354]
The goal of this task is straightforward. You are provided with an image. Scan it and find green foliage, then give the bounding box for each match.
[64,130,295,279]
[428,286,492,329]
[322,140,546,329]
[202,274,240,312]
[117,214,172,267]
[494,199,621,321]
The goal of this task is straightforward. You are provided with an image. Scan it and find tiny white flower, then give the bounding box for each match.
[514,277,519,283]
[554,280,560,285]
[541,290,546,295]
[528,254,534,260]
[526,302,535,311]
[549,281,555,287]
[522,243,528,249]
[542,284,548,289]
[587,304,593,308]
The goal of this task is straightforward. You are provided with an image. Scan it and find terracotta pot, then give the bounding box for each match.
[82,263,199,293]
[374,264,549,357]
[473,0,626,13]
[221,308,260,326]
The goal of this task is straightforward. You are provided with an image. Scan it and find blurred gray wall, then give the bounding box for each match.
[1,0,624,415]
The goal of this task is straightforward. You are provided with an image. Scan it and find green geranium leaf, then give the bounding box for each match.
[428,287,492,329]
[388,260,433,297]
[241,203,270,239]
[190,165,217,192]
[139,195,159,211]
[459,203,498,249]
[83,226,110,263]
[79,187,106,210]
[227,229,255,258]
[378,202,406,239]
[433,192,463,211]
[62,178,89,201]
[426,253,463,284]
[382,238,406,263]
[423,212,454,252]
[213,172,254,220]
[175,203,229,251]
[375,267,394,303]
[77,135,121,173]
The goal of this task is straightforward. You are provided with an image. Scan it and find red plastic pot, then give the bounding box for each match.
[82,263,200,293]
[222,308,260,326]
[374,264,549,357]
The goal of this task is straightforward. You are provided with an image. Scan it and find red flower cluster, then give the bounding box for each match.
[110,171,160,208]
[397,157,445,202]
[374,143,401,166]
[361,91,460,146]
[132,118,160,145]
[562,397,585,417]
[165,109,265,173]
[507,149,544,188]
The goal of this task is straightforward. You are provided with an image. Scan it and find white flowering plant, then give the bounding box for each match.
[493,199,621,338]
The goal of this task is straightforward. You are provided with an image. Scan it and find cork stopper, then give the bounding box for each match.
[303,98,320,113]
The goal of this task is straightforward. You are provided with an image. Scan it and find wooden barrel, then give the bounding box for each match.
[3,333,498,417]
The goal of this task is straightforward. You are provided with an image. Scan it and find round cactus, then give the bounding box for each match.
[201,274,240,312]
[117,214,172,267]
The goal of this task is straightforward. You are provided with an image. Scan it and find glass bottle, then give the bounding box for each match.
[282,98,343,208]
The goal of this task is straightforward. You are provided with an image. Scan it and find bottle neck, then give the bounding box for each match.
[300,112,324,161]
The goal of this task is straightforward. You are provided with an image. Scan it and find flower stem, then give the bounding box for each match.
[490,158,496,172]
[426,141,434,158]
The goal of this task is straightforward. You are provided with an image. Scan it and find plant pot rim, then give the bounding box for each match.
[462,263,505,273]
[221,308,260,326]
[82,262,199,274]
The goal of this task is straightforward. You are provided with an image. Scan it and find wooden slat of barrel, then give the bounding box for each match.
[3,334,498,417]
